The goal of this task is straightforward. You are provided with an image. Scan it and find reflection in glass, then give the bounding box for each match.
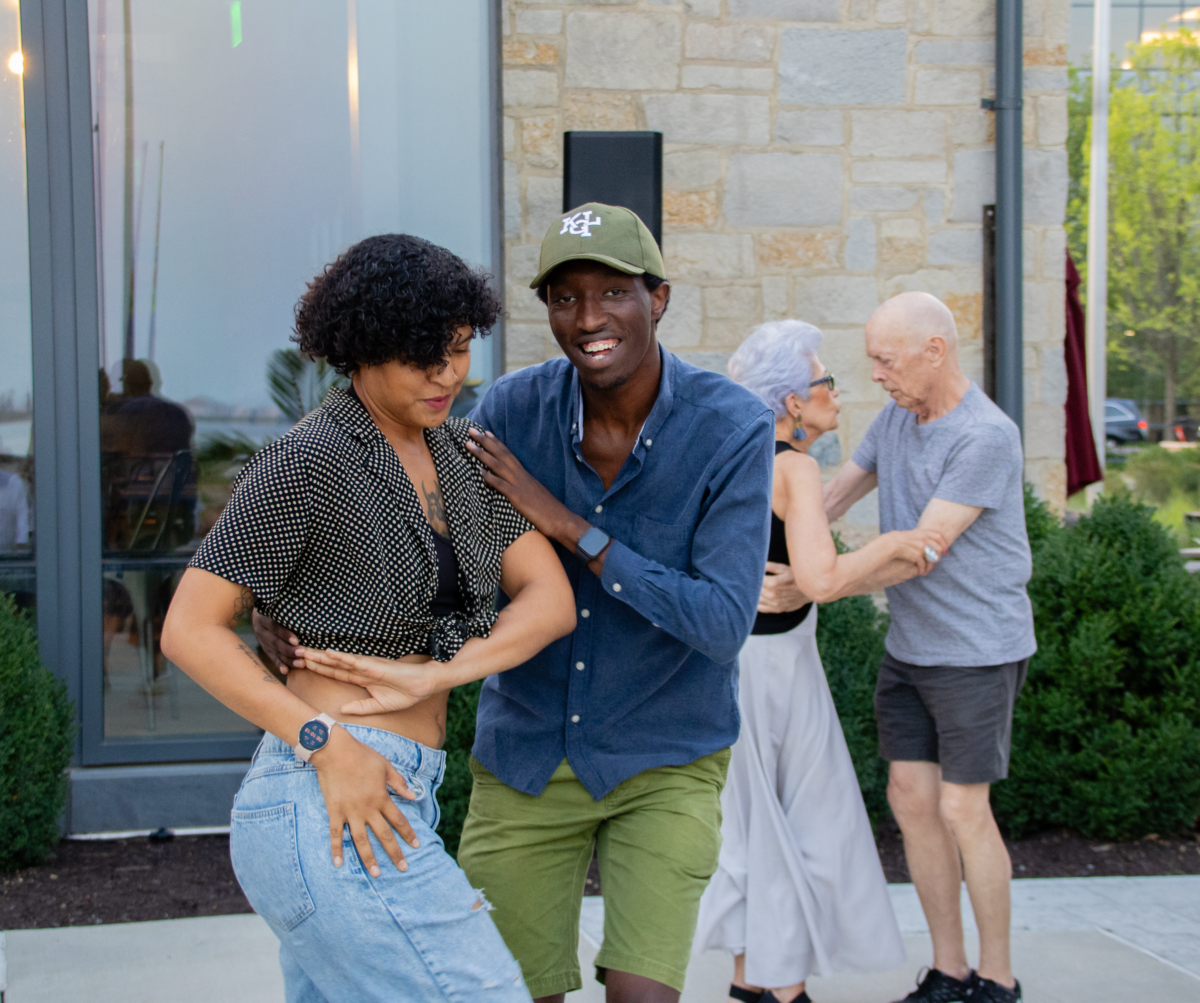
[87,0,496,744]
[0,0,34,617]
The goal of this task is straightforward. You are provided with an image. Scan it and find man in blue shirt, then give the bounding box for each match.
[458,204,774,1003]
[254,205,773,1002]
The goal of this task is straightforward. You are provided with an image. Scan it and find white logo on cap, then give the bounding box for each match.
[560,210,603,237]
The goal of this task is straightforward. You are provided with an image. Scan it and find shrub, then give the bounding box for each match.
[993,492,1200,840]
[817,593,890,824]
[437,678,482,859]
[1122,445,1200,506]
[0,594,75,870]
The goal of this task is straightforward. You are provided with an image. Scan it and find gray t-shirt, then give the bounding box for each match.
[851,383,1036,667]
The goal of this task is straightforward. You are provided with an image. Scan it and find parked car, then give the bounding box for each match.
[1105,398,1148,445]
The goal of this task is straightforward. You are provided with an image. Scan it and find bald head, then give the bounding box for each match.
[868,291,959,350]
[864,292,969,419]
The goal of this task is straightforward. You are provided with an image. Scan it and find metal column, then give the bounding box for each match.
[1086,0,1111,470]
[994,0,1024,436]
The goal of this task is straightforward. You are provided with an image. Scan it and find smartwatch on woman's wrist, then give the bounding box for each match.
[294,713,340,763]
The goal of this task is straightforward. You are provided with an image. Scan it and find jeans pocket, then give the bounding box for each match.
[230,802,315,932]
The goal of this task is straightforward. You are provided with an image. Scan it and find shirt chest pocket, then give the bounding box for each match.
[633,513,694,570]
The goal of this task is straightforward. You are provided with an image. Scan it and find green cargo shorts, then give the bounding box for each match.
[457,750,730,998]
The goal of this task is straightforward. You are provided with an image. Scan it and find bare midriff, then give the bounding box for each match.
[285,653,448,750]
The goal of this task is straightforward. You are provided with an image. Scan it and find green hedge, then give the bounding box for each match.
[438,678,482,858]
[817,593,890,824]
[436,490,1200,850]
[0,595,75,871]
[992,491,1200,840]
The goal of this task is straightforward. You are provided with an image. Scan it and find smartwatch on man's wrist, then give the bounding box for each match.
[576,525,612,562]
[294,712,340,763]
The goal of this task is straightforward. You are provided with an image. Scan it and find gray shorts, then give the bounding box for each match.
[874,650,1029,785]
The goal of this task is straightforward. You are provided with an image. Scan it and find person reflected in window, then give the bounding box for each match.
[0,468,29,553]
[162,235,574,1002]
[695,320,947,1003]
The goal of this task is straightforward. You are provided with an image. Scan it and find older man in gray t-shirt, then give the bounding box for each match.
[824,293,1033,1003]
[852,383,1035,667]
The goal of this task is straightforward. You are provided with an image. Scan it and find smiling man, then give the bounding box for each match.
[457,204,775,1003]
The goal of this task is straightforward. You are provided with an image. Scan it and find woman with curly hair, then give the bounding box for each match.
[162,234,574,1002]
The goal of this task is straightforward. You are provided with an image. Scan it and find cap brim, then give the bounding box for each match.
[529,252,647,289]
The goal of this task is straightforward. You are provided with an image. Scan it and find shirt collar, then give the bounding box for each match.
[322,384,388,448]
[568,344,676,453]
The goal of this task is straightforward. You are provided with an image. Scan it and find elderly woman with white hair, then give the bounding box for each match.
[694,320,947,1003]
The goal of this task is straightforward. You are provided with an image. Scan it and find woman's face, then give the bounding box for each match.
[354,325,474,430]
[799,354,841,434]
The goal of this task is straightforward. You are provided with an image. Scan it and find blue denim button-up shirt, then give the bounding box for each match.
[469,349,775,799]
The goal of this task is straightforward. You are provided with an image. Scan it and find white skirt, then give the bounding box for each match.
[694,606,906,987]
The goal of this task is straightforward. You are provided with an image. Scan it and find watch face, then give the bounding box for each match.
[579,526,609,559]
[299,719,330,752]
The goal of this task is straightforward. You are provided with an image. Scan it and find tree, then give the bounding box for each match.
[265,348,347,424]
[1082,35,1200,425]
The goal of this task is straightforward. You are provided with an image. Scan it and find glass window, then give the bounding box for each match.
[1070,3,1200,66]
[0,0,34,618]
[87,0,496,745]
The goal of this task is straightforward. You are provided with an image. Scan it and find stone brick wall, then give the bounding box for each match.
[500,0,1070,527]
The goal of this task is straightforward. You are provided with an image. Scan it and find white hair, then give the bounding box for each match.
[727,319,824,418]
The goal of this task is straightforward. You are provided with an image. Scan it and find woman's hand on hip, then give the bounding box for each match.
[888,528,950,574]
[296,648,439,714]
[311,727,420,876]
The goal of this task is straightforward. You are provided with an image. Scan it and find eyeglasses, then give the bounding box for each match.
[808,374,835,392]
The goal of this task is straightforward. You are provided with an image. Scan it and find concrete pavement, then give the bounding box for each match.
[10,877,1199,1002]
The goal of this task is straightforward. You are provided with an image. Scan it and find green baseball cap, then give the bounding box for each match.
[530,202,666,289]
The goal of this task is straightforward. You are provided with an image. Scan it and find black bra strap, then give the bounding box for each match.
[729,987,763,1003]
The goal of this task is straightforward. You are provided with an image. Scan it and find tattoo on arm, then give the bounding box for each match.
[231,588,254,628]
[229,589,279,685]
[421,479,449,532]
[234,640,281,685]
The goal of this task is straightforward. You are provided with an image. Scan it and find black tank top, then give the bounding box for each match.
[751,441,813,636]
[429,531,464,619]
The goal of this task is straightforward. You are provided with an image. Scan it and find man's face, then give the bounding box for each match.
[544,261,669,391]
[864,322,934,413]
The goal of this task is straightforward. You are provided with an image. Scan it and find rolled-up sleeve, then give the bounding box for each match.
[598,411,774,665]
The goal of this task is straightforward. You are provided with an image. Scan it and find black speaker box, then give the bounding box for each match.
[562,131,663,247]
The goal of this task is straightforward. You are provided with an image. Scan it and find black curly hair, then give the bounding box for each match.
[294,234,501,374]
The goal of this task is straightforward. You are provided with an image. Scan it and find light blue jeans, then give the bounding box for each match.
[230,725,530,1003]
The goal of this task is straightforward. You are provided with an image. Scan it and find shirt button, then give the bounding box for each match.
[645,438,652,447]
[575,661,585,671]
[580,609,590,618]
[612,583,622,593]
[571,714,580,723]
[594,504,603,513]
